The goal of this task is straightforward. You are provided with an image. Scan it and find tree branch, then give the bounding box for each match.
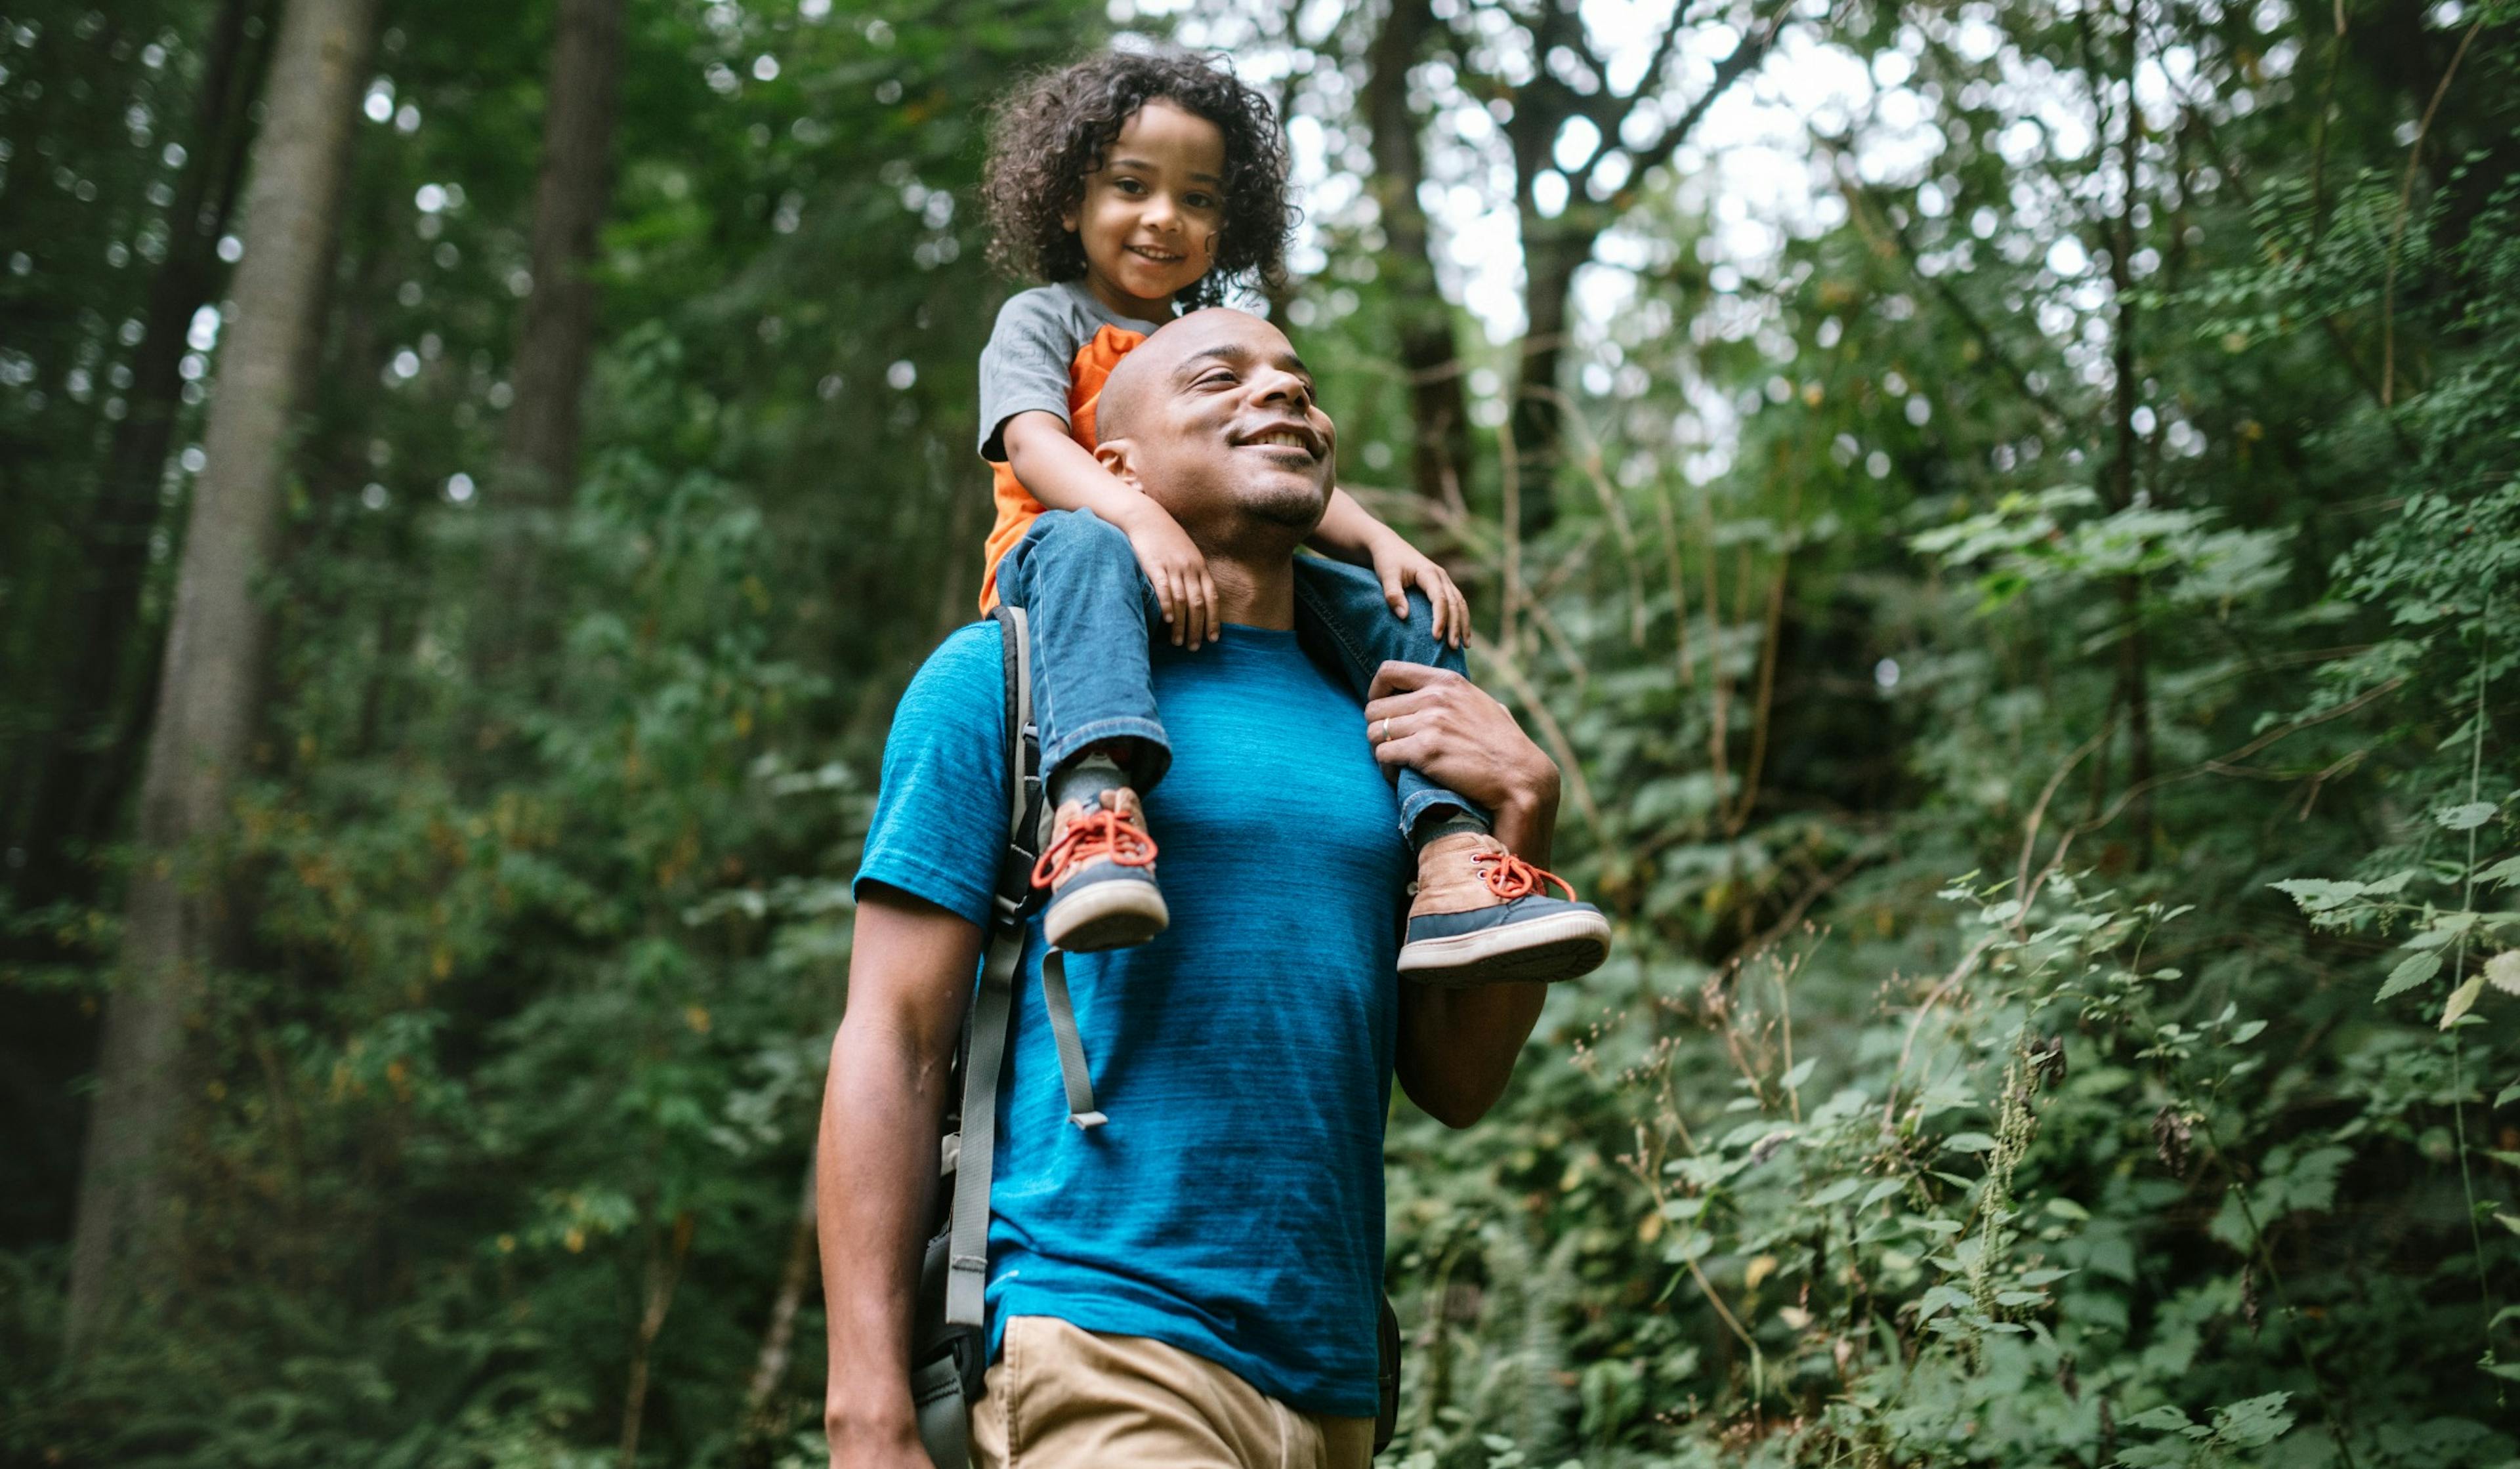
[1624,0,1790,182]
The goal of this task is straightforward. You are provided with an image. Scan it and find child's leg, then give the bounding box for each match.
[1291,554,1610,988]
[996,509,1173,791]
[1287,556,1488,845]
[994,510,1172,952]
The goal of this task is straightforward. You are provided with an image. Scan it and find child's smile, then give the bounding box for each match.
[1063,100,1227,320]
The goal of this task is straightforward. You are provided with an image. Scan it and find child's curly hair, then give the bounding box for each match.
[981,49,1293,310]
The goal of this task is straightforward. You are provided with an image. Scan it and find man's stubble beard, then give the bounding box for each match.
[1235,462,1334,536]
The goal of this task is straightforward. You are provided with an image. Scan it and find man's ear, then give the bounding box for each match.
[1093,438,1143,493]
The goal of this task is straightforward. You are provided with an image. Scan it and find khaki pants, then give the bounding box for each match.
[971,1315,1376,1469]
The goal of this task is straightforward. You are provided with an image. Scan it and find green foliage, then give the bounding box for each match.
[7,0,2520,1463]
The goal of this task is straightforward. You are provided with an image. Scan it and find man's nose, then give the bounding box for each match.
[1250,369,1310,411]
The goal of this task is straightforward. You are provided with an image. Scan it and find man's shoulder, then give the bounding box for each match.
[900,620,1007,725]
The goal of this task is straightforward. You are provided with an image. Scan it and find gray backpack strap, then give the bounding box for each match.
[942,952,1015,1330]
[939,606,1106,1325]
[1039,950,1105,1128]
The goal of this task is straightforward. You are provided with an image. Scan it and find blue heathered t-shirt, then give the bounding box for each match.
[853,620,1410,1417]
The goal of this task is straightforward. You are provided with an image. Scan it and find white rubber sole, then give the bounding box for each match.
[1044,880,1171,953]
[1396,908,1612,987]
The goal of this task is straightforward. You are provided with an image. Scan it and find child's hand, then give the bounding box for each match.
[1121,505,1220,650]
[1368,533,1471,648]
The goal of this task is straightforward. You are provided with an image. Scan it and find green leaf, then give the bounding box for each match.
[1860,1178,1906,1209]
[1807,1176,1861,1207]
[1782,1057,1817,1090]
[2231,1019,2267,1043]
[2122,1405,2195,1432]
[2210,1392,2296,1448]
[1944,1131,1999,1153]
[2497,1079,2520,1108]
[2435,801,2500,831]
[2269,878,2368,913]
[2477,856,2520,888]
[2381,951,2443,1000]
[2494,1214,2520,1237]
[2441,974,2485,1029]
[1916,1284,1974,1321]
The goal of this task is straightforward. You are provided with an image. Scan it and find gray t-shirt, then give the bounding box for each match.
[976,281,1166,461]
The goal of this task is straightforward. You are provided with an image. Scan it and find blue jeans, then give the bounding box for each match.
[994,509,1488,840]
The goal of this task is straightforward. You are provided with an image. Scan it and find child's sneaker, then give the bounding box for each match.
[1397,832,1611,986]
[1032,787,1169,952]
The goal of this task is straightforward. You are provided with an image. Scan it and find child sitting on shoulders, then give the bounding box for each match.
[974,47,1610,987]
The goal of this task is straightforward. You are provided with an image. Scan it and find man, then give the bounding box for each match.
[818,308,1573,1469]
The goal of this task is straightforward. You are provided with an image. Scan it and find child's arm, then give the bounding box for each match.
[1308,487,1470,648]
[1003,410,1219,650]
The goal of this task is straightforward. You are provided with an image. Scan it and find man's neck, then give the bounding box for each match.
[1202,548,1297,631]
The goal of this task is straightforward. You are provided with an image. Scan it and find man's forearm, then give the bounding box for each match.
[818,1016,949,1447]
[1395,778,1559,1125]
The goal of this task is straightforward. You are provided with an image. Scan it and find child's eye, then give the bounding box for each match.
[1114,177,1146,195]
[1186,192,1217,211]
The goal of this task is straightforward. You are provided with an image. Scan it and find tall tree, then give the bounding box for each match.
[1364,0,1475,507]
[1444,0,1786,526]
[1,0,277,884]
[64,0,379,1357]
[483,0,627,658]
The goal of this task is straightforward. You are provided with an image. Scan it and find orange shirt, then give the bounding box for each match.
[978,321,1147,613]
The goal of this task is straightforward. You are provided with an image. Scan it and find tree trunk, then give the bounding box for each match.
[1507,220,1588,535]
[484,0,627,659]
[63,0,378,1359]
[2,0,274,882]
[1364,0,1473,507]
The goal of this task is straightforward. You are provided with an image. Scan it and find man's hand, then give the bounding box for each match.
[1365,532,1470,648]
[1117,499,1221,650]
[1362,661,1559,851]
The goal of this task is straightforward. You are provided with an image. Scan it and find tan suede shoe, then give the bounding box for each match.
[1031,787,1169,952]
[1396,831,1611,986]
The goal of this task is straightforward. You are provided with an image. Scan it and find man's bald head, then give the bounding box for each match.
[1094,306,1238,445]
[1091,310,1339,552]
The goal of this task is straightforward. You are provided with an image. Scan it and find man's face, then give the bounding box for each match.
[1107,310,1337,540]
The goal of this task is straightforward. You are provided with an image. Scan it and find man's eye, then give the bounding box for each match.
[1198,370,1236,386]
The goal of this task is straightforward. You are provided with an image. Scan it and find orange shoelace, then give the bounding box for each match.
[1475,850,1577,901]
[1030,797,1159,890]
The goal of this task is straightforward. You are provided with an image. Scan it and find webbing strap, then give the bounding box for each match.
[943,952,1014,1329]
[944,602,1103,1342]
[1040,949,1105,1128]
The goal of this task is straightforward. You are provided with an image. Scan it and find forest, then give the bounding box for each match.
[2,0,2516,1462]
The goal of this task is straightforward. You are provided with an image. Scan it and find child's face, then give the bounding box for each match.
[1062,100,1227,317]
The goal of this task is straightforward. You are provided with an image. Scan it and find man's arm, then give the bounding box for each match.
[1362,662,1563,1127]
[818,887,984,1466]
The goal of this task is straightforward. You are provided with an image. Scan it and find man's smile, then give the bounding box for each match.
[1230,420,1326,460]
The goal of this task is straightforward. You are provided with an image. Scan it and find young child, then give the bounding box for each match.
[975,49,1611,987]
